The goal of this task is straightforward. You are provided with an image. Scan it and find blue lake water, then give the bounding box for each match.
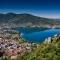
[14,27,60,43]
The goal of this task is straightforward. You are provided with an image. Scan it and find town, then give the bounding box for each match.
[0,29,38,59]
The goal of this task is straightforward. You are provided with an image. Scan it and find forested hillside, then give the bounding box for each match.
[0,13,60,27]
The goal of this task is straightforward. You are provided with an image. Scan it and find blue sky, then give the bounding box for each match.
[0,0,60,18]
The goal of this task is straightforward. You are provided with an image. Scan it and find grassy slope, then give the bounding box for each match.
[20,38,60,60]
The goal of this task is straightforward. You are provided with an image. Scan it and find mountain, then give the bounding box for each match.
[0,13,60,28]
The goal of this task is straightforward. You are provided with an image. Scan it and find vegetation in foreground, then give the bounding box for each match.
[1,35,60,60]
[19,35,60,60]
[0,30,38,60]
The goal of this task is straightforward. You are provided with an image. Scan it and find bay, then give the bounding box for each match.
[14,27,60,43]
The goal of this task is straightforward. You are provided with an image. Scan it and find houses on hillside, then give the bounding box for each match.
[44,34,60,44]
[0,31,38,59]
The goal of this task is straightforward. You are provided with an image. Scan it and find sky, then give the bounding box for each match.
[0,0,60,19]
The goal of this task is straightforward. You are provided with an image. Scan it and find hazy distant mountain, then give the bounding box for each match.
[0,13,60,27]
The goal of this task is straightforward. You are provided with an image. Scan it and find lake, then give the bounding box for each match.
[14,27,60,43]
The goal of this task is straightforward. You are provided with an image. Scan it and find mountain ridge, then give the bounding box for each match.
[0,13,60,28]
